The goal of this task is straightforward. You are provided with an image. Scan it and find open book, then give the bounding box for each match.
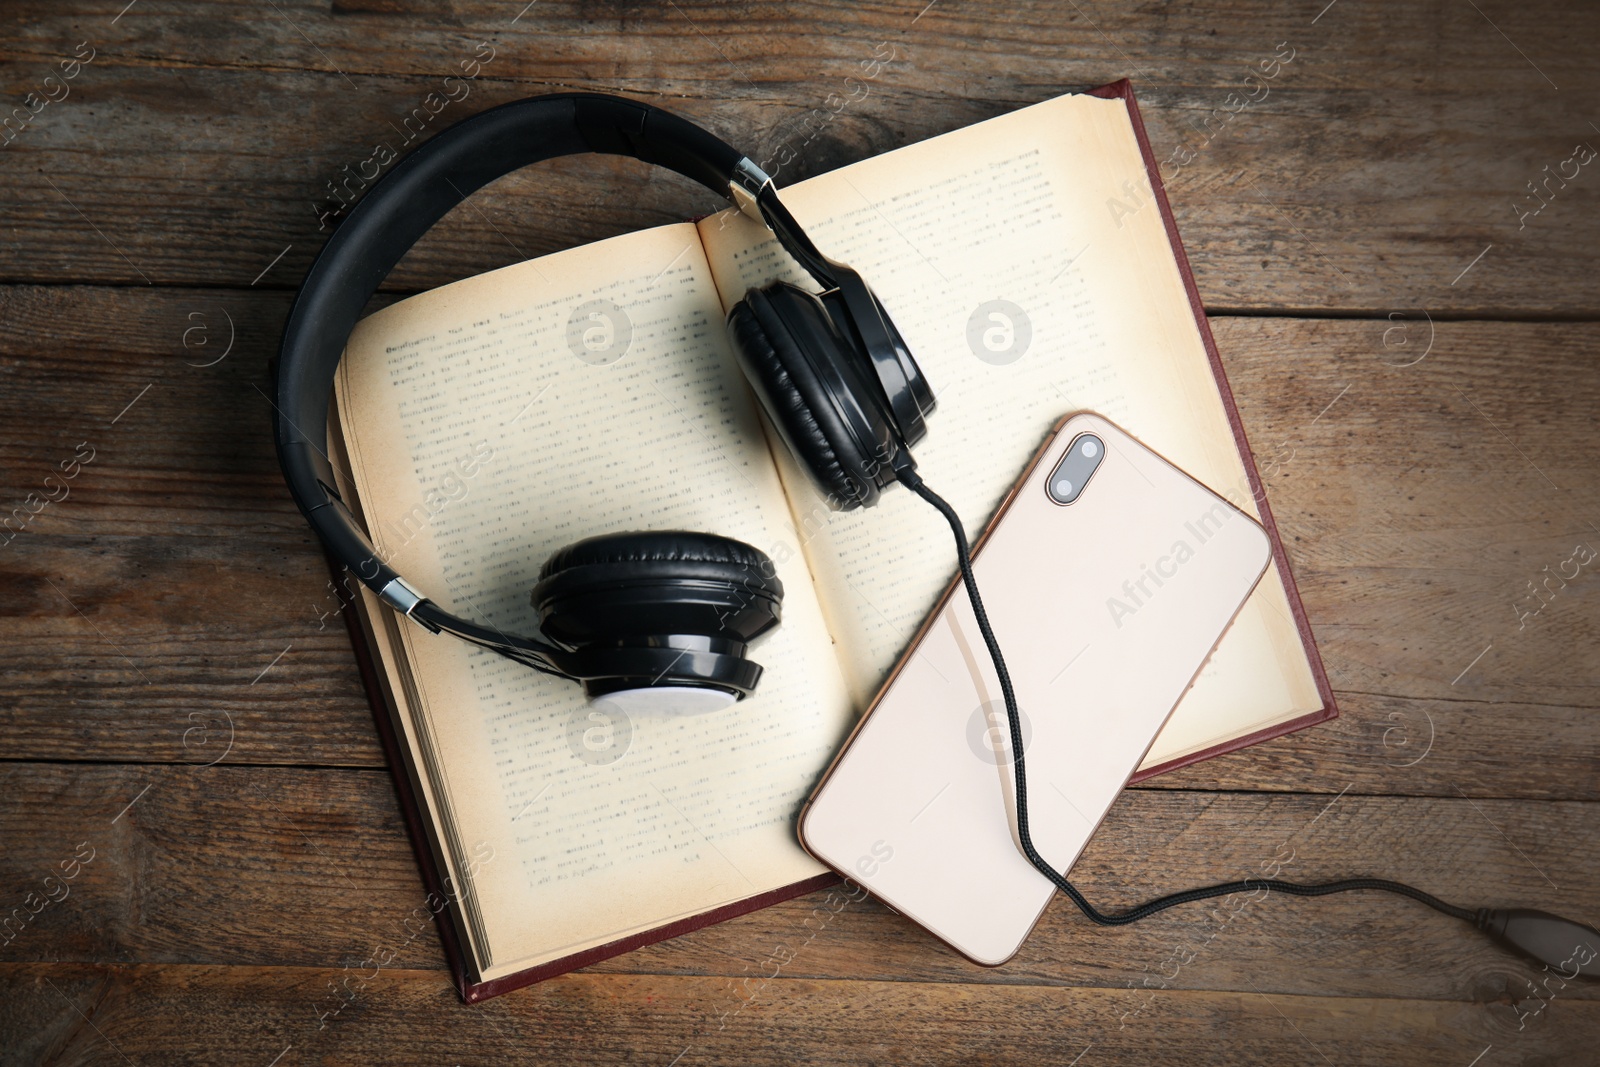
[329,81,1334,1001]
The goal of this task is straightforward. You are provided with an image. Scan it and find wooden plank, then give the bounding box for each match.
[0,3,1595,311]
[2,762,1595,1006]
[3,0,1592,93]
[0,537,385,769]
[3,290,1597,796]
[5,962,1596,1066]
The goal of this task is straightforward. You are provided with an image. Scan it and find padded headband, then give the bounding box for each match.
[275,93,803,673]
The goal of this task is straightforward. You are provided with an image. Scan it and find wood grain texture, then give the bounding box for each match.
[0,2,1595,310]
[5,963,1596,1067]
[2,0,1598,1061]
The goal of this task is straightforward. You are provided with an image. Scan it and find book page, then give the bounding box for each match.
[326,406,494,977]
[335,223,853,978]
[696,92,1321,768]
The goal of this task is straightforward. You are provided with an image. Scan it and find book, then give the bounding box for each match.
[325,80,1336,1003]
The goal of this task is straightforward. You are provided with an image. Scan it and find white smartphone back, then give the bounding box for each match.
[799,412,1271,965]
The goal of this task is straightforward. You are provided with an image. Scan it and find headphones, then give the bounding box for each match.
[277,92,1598,972]
[274,93,933,710]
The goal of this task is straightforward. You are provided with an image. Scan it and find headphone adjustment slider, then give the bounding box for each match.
[730,157,773,227]
[378,576,428,618]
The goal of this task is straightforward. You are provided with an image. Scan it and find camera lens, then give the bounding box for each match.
[1047,431,1106,505]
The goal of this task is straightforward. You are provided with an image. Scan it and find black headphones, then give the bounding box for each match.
[274,93,933,707]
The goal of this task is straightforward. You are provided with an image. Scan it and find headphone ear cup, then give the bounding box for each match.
[727,283,896,509]
[850,282,935,447]
[531,531,782,702]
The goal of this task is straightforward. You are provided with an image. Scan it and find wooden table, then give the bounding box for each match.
[2,2,1597,1063]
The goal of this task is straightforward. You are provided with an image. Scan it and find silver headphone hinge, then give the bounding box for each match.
[378,576,427,617]
[730,157,773,226]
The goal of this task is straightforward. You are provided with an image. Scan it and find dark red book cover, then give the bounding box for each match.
[333,79,1336,1003]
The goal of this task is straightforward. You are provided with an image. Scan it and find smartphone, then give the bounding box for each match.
[798,412,1271,965]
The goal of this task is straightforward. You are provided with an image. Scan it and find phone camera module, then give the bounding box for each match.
[1046,433,1104,505]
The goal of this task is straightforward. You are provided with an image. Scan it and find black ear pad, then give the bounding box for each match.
[530,531,782,698]
[728,297,857,504]
[540,530,777,583]
[728,283,901,509]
